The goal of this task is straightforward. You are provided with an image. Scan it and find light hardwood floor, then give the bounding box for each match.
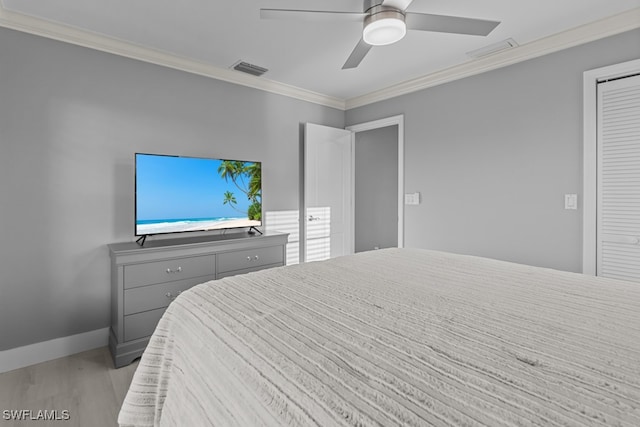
[0,347,138,427]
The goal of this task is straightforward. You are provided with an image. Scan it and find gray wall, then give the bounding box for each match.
[0,27,344,351]
[346,29,640,273]
[1,23,638,352]
[354,126,398,252]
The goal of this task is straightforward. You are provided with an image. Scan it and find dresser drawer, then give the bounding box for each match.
[124,255,215,289]
[217,246,284,275]
[124,308,165,342]
[217,265,282,279]
[124,275,215,315]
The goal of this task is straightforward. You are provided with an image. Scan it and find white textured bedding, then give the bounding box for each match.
[119,248,640,426]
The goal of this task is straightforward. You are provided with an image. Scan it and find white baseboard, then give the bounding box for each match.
[0,328,109,374]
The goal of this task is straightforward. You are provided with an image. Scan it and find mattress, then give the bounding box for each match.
[118,248,640,426]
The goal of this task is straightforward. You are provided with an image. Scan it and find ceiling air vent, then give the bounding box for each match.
[466,38,518,59]
[231,61,268,77]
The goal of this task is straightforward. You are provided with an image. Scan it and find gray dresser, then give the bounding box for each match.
[108,231,288,368]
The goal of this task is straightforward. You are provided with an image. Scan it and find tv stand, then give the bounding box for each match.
[108,231,288,368]
[247,226,263,235]
[135,235,148,246]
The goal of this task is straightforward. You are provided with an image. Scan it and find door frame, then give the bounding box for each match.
[346,115,405,248]
[582,59,640,275]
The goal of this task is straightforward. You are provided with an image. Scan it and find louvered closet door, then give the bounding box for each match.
[597,74,640,281]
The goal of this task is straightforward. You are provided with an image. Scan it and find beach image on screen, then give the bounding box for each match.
[135,154,261,235]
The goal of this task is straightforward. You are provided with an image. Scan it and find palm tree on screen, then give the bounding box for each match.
[217,160,262,221]
[222,190,238,209]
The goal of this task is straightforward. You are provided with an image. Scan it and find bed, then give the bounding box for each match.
[118,248,640,426]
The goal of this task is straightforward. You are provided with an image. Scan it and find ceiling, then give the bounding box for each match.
[1,0,639,109]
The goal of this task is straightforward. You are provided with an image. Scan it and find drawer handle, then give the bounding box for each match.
[165,290,182,300]
[246,255,260,262]
[166,266,183,274]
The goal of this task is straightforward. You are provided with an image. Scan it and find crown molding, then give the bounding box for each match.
[1,5,638,111]
[345,7,640,109]
[0,6,346,110]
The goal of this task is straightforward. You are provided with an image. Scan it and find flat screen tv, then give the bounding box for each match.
[135,153,262,241]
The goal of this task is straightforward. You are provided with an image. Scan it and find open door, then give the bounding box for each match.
[303,123,353,262]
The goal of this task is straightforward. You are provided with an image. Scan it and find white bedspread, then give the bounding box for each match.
[119,248,640,426]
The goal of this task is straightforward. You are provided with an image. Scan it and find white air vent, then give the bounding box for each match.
[231,60,268,77]
[466,38,518,59]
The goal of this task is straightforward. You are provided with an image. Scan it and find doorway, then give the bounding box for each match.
[299,115,404,263]
[353,125,399,252]
[347,115,405,250]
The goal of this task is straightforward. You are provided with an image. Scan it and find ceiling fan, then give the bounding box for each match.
[260,0,500,69]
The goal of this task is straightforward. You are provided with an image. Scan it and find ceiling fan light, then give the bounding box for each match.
[363,11,406,46]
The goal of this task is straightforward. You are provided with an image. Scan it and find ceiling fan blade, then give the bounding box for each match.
[381,0,414,11]
[260,9,365,22]
[342,38,373,69]
[405,13,500,36]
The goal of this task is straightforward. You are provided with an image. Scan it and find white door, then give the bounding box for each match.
[304,123,353,262]
[596,74,640,281]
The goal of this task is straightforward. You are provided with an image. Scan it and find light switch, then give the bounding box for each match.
[564,194,578,210]
[404,192,420,205]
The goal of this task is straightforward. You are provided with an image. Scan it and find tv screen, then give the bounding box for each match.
[135,153,262,236]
